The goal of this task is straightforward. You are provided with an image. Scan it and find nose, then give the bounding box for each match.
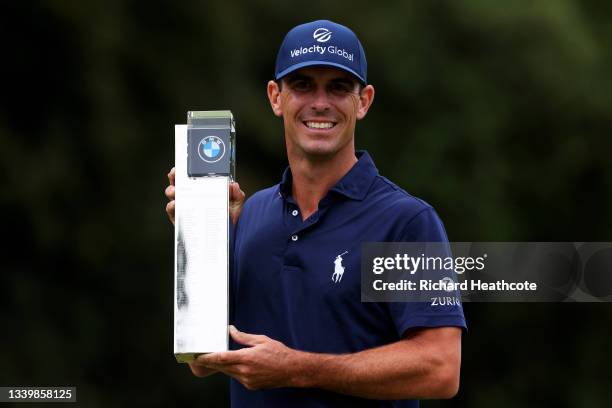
[310,85,331,112]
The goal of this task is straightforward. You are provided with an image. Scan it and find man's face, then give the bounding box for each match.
[267,67,374,160]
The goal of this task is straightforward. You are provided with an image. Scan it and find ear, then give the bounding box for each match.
[356,84,375,120]
[267,80,283,117]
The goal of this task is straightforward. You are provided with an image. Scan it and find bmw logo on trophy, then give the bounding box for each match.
[173,111,235,362]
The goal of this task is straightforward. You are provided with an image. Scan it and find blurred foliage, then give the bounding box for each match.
[1,0,611,407]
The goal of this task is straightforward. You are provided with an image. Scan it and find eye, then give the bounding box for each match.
[289,79,312,92]
[329,81,356,96]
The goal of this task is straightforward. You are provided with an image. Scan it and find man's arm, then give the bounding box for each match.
[298,326,461,399]
[195,325,461,399]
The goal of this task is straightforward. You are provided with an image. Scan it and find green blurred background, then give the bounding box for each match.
[1,0,611,407]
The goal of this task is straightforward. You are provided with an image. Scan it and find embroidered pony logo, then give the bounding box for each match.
[332,251,349,283]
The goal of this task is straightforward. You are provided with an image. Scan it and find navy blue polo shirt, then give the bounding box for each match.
[230,151,466,407]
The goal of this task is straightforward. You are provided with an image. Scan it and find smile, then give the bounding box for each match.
[304,121,336,129]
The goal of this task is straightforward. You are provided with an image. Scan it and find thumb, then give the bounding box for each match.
[229,183,245,225]
[229,182,245,205]
[229,325,263,347]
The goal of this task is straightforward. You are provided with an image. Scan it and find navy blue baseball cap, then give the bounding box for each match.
[274,20,367,85]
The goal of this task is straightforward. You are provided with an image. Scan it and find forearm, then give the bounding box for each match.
[290,328,461,400]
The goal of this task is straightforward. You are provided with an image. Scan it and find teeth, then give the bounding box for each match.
[305,121,334,129]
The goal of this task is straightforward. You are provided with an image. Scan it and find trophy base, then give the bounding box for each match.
[175,353,203,363]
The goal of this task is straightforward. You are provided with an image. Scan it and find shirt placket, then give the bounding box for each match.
[282,195,333,266]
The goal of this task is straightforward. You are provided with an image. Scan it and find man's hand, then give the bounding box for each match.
[165,168,177,224]
[228,182,246,225]
[165,167,246,225]
[187,362,217,378]
[195,326,301,390]
[190,325,461,399]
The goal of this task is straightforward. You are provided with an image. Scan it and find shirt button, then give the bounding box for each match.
[291,210,299,216]
[291,235,298,241]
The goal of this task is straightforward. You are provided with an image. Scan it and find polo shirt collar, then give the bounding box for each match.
[279,150,379,201]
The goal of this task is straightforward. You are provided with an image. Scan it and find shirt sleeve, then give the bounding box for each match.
[386,207,467,337]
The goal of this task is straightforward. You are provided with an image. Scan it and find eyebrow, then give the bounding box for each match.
[285,73,312,83]
[330,77,356,87]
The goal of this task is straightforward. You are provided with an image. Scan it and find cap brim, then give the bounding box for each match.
[275,61,366,85]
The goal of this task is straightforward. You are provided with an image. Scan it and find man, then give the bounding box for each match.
[165,20,466,407]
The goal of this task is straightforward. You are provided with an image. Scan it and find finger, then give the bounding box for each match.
[229,325,266,347]
[188,362,217,378]
[165,185,175,200]
[166,201,175,225]
[229,182,245,204]
[168,167,176,186]
[197,350,243,366]
[204,363,245,380]
[229,183,245,226]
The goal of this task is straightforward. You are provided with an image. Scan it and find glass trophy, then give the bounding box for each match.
[173,111,235,362]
